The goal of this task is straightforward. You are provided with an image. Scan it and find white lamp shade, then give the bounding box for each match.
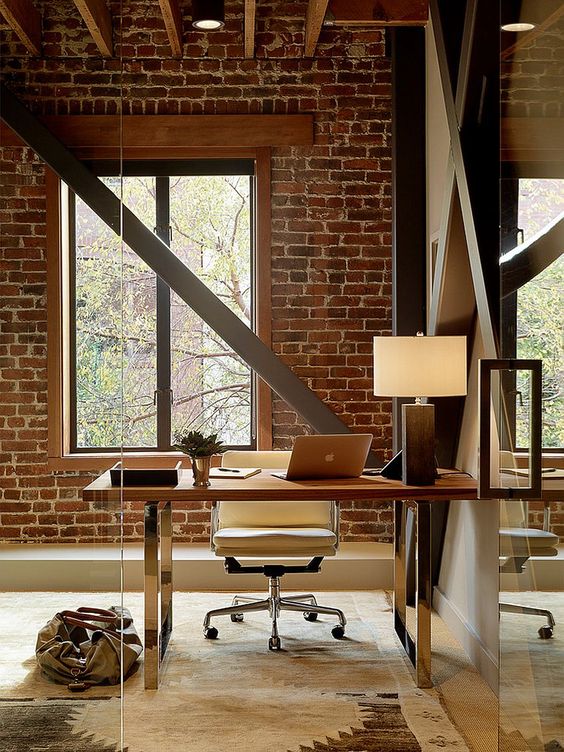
[373,335,467,397]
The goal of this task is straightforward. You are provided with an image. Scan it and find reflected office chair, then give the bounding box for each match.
[500,495,559,639]
[203,450,346,651]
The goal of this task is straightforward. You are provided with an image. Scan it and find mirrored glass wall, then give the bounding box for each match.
[0,2,125,748]
[499,1,564,748]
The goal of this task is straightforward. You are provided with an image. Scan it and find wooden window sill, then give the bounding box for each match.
[48,452,197,472]
[513,452,564,469]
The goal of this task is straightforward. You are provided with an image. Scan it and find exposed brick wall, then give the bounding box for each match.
[0,0,394,545]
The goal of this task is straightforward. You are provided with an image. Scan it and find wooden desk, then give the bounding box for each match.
[83,470,478,690]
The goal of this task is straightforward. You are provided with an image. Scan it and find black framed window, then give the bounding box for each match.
[69,160,256,451]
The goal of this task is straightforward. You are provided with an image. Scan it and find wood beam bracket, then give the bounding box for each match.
[244,0,256,58]
[73,0,114,57]
[158,0,183,58]
[305,0,330,57]
[0,0,41,55]
[328,0,428,26]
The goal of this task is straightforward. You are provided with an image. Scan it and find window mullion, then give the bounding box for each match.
[155,176,172,450]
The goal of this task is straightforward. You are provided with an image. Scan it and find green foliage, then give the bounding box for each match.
[172,430,225,458]
[73,173,252,449]
[515,178,564,449]
[516,255,564,448]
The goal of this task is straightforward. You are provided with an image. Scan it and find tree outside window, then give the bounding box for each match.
[515,179,564,449]
[71,163,254,451]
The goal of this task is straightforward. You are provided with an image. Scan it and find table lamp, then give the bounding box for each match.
[373,334,467,485]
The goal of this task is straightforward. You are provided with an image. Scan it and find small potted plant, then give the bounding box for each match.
[173,430,225,487]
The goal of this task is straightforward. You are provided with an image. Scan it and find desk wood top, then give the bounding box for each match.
[82,469,478,504]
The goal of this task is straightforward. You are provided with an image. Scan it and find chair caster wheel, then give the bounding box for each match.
[268,636,281,651]
[331,625,345,639]
[538,625,553,639]
[303,611,318,622]
[230,613,244,623]
[204,626,218,639]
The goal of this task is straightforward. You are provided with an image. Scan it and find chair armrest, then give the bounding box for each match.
[331,500,340,547]
[543,499,551,531]
[210,500,219,552]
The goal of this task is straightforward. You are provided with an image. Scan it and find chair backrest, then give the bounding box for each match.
[219,450,333,528]
[500,498,528,529]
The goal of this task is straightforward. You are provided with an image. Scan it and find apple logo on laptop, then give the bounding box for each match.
[324,453,335,463]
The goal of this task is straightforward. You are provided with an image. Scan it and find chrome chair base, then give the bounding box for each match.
[500,602,556,639]
[203,576,347,650]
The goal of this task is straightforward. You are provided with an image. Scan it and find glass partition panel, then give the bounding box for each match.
[0,1,125,749]
[499,2,564,748]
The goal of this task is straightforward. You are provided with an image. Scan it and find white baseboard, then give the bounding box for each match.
[0,542,393,592]
[433,585,499,693]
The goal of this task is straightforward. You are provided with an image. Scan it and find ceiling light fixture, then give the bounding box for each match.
[322,9,336,27]
[192,0,225,30]
[501,21,536,31]
[500,0,538,32]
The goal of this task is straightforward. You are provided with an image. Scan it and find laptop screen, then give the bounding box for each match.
[279,434,372,480]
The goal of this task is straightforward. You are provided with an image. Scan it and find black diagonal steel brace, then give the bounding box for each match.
[0,83,365,443]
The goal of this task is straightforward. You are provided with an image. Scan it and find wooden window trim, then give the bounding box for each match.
[1,114,313,154]
[47,147,273,471]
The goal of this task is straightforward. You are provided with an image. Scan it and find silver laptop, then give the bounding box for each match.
[273,434,372,481]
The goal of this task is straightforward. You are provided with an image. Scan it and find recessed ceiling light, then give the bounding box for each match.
[193,18,224,30]
[192,0,225,31]
[501,21,536,32]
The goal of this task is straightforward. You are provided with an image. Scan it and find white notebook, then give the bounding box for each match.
[208,467,262,479]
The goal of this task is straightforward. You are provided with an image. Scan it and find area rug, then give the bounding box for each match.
[0,591,471,751]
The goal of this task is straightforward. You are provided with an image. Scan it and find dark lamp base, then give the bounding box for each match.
[401,402,436,486]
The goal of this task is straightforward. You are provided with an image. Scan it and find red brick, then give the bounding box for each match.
[0,14,397,546]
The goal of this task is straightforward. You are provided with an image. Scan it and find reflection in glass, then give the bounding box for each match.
[499,1,564,750]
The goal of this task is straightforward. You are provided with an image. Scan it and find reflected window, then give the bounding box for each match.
[505,179,564,450]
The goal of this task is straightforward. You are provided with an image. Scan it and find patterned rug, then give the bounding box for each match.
[0,694,426,752]
[0,591,472,751]
[0,698,118,752]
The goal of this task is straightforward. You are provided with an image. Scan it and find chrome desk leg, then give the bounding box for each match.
[393,500,408,645]
[393,499,433,688]
[160,501,173,662]
[415,500,432,688]
[144,500,174,690]
[144,501,159,690]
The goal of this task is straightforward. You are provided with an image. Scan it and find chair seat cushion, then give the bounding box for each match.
[213,526,337,557]
[499,527,559,557]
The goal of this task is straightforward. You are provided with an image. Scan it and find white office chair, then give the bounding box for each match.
[500,495,559,639]
[203,450,346,651]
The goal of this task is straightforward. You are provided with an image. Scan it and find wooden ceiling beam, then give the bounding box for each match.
[73,0,113,57]
[158,0,183,58]
[0,114,314,155]
[328,0,428,26]
[244,0,256,58]
[304,0,330,57]
[0,0,41,55]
